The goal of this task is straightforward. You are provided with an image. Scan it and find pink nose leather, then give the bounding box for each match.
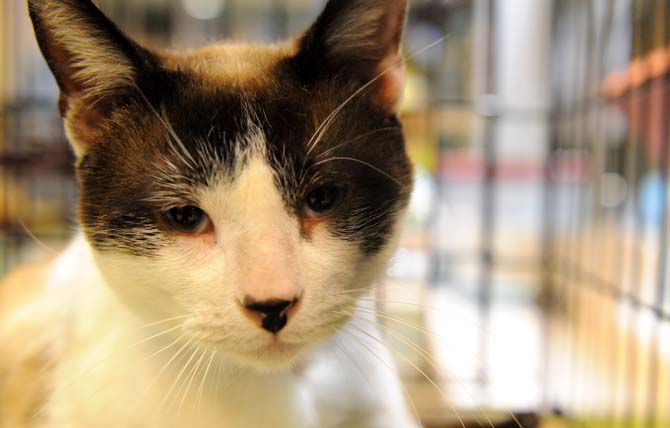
[235,228,302,303]
[240,265,302,303]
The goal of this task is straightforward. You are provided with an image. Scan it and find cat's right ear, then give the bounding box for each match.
[28,0,156,157]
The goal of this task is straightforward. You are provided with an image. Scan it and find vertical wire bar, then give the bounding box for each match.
[573,0,599,421]
[585,0,616,422]
[617,1,648,426]
[476,0,497,395]
[0,0,6,274]
[540,0,562,411]
[648,2,670,426]
[629,5,653,427]
[539,115,557,412]
[559,3,572,415]
[273,0,290,39]
[8,0,19,271]
[614,1,636,424]
[26,0,43,255]
[638,6,664,424]
[551,0,566,415]
[609,2,636,424]
[565,0,589,420]
[557,0,583,416]
[594,1,619,421]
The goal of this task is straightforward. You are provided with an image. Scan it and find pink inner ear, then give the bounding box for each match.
[375,55,406,113]
[63,101,106,157]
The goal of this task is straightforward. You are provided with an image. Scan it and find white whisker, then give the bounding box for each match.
[156,345,200,415]
[134,323,184,347]
[337,327,423,428]
[312,156,403,187]
[304,35,449,159]
[344,322,467,428]
[349,302,527,428]
[17,218,61,255]
[132,83,196,170]
[177,347,207,415]
[196,350,217,415]
[143,337,194,405]
[349,312,496,428]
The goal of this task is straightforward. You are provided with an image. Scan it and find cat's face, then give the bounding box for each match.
[29,0,411,370]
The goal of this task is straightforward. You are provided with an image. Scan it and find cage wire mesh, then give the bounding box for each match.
[0,0,669,427]
[545,0,670,426]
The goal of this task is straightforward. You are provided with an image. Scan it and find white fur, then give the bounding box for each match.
[35,147,414,427]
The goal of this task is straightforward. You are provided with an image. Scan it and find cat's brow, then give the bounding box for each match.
[132,82,197,170]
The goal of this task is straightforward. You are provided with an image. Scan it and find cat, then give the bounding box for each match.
[0,0,416,427]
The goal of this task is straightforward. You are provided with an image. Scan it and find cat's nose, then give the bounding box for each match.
[243,296,300,334]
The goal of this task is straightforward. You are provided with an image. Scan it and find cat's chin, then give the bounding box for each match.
[217,340,311,373]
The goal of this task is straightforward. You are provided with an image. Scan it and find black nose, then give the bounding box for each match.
[244,299,293,334]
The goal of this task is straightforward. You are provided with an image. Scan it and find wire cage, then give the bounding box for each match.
[0,0,669,427]
[545,0,670,426]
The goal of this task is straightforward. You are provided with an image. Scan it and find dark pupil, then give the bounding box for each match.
[308,186,339,213]
[170,206,203,228]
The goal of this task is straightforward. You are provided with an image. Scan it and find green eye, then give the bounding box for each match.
[305,185,345,217]
[163,206,211,234]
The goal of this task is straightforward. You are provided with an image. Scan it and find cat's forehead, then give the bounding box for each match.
[164,42,296,88]
[151,43,318,146]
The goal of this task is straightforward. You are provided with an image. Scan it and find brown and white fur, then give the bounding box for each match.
[0,0,415,427]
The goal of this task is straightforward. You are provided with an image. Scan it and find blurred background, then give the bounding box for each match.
[1,0,669,427]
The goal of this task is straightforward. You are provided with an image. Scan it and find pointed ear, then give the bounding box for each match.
[295,0,408,113]
[28,0,156,156]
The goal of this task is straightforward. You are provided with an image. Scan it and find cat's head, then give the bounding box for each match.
[29,0,412,370]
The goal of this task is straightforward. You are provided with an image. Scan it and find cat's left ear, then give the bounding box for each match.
[295,0,408,113]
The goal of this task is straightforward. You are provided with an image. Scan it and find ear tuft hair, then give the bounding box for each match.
[28,0,153,108]
[28,0,158,157]
[296,0,407,111]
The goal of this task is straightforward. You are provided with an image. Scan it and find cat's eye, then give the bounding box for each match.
[163,206,212,234]
[305,185,345,217]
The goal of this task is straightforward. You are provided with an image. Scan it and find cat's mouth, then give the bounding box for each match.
[259,338,303,354]
[216,338,308,370]
[187,311,350,369]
